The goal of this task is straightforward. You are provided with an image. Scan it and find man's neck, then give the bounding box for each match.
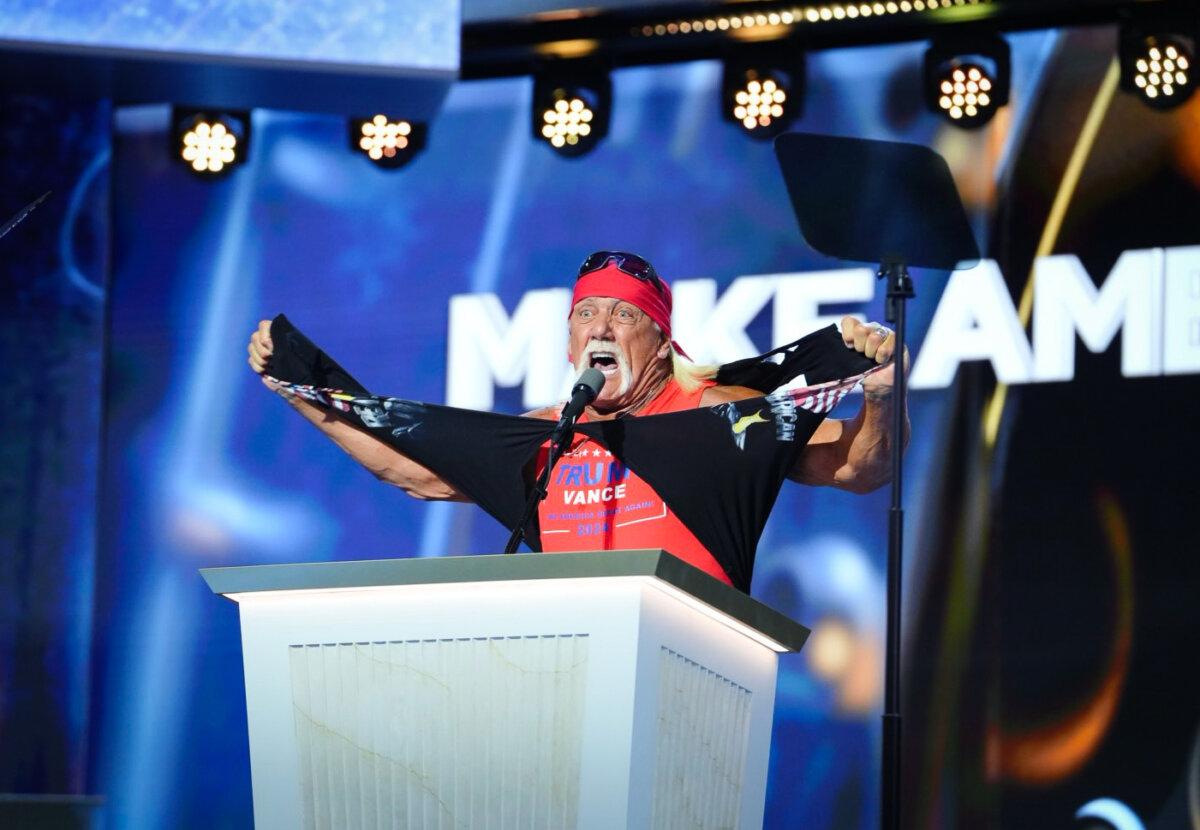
[586,367,672,421]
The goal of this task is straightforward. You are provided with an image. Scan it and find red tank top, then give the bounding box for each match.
[537,380,733,586]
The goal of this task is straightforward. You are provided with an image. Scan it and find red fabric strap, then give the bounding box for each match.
[570,264,689,357]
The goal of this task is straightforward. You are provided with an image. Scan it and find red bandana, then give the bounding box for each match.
[570,263,690,358]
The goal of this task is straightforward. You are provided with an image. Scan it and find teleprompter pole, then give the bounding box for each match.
[773,131,978,830]
[879,259,913,830]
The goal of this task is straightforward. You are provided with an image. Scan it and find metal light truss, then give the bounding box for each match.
[462,0,1193,79]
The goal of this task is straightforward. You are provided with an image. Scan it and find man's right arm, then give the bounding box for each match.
[247,320,468,502]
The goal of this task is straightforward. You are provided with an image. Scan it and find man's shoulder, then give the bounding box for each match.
[523,405,560,421]
[699,384,762,407]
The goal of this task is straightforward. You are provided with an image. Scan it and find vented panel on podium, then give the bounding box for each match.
[202,549,809,829]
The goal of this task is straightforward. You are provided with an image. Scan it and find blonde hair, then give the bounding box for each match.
[644,321,717,392]
[671,349,718,393]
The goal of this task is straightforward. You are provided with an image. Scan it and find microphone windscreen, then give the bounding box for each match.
[575,367,606,400]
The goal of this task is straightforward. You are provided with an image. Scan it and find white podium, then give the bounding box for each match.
[202,550,809,829]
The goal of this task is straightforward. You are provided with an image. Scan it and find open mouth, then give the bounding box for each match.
[589,352,620,376]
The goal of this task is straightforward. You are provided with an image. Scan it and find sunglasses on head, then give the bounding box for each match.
[577,251,664,292]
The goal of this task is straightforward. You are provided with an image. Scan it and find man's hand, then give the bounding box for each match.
[247,319,294,398]
[840,315,906,396]
[247,319,273,374]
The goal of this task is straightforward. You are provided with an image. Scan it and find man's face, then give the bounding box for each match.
[568,295,670,406]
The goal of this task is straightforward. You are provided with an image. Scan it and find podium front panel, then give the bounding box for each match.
[207,552,802,828]
[286,635,589,827]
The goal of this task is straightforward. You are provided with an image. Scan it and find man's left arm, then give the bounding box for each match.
[788,316,911,494]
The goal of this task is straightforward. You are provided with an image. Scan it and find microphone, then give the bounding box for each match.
[551,367,605,444]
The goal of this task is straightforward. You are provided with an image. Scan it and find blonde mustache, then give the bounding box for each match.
[576,339,632,396]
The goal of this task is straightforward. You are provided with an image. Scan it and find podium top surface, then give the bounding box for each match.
[200,549,809,652]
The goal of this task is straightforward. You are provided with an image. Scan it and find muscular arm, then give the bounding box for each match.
[702,383,907,494]
[248,319,465,501]
[787,387,909,493]
[790,316,911,493]
[702,315,910,495]
[269,379,468,501]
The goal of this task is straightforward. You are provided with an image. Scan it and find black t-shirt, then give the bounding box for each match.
[267,314,880,591]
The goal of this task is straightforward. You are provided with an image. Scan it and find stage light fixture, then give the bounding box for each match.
[172,109,250,177]
[936,63,995,123]
[532,68,611,158]
[350,115,428,169]
[722,50,804,140]
[542,95,594,150]
[924,36,1010,129]
[1120,28,1195,110]
[731,71,789,133]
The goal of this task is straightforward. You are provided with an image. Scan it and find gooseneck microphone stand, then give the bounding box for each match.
[504,368,605,554]
[503,418,575,554]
